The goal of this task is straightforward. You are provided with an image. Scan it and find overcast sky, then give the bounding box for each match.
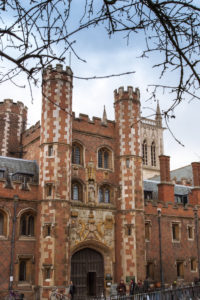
[1,1,200,171]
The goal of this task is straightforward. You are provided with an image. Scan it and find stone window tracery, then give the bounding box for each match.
[72,142,83,165]
[98,185,110,203]
[20,212,35,236]
[71,181,83,201]
[98,148,111,169]
[151,141,156,166]
[142,140,148,165]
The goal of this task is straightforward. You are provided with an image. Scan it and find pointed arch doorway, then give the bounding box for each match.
[71,248,104,300]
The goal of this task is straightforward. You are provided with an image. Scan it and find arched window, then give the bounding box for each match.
[72,142,83,165]
[151,142,156,166]
[71,181,83,201]
[98,148,111,169]
[20,212,35,236]
[0,210,7,236]
[142,140,148,165]
[0,212,4,235]
[98,185,111,203]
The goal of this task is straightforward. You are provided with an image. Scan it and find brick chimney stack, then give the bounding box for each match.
[190,162,200,205]
[192,162,200,187]
[160,155,170,182]
[158,155,174,202]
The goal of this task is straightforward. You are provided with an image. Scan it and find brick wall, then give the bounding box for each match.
[0,100,27,157]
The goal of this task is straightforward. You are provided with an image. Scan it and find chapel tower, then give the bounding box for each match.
[114,87,146,282]
[37,64,73,297]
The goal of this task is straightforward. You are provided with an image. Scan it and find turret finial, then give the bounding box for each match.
[155,101,162,127]
[102,105,107,126]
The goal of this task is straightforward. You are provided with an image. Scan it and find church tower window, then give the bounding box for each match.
[142,140,148,165]
[151,142,156,166]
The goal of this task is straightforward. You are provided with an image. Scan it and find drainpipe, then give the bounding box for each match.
[9,195,18,290]
[194,209,200,279]
[157,208,164,288]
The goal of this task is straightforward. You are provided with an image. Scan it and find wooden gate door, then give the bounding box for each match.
[71,248,104,300]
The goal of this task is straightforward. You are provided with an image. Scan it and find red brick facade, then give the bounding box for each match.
[0,65,199,299]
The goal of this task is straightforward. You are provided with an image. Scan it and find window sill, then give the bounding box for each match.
[97,167,113,172]
[17,282,32,287]
[19,236,36,241]
[172,239,180,243]
[0,235,8,240]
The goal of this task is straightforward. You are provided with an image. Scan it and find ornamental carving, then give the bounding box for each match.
[72,211,114,247]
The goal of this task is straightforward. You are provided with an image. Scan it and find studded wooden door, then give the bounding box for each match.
[71,248,104,300]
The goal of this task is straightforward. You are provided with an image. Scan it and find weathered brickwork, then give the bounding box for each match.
[38,65,72,298]
[0,100,27,157]
[0,65,200,300]
[114,87,145,282]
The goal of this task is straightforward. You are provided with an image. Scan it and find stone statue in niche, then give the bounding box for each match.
[87,159,95,181]
[87,159,96,203]
[88,180,95,203]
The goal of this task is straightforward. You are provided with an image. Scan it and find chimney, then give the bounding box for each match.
[158,155,174,202]
[159,155,170,182]
[190,162,200,205]
[192,162,200,187]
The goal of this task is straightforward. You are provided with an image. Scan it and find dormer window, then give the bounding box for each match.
[144,190,153,200]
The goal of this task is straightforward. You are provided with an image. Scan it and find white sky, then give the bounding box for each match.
[1,1,200,170]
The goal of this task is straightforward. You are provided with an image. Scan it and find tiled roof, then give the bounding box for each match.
[144,180,192,199]
[0,156,38,183]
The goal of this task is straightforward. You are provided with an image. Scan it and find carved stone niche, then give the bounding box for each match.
[42,223,56,238]
[105,215,114,230]
[71,210,78,218]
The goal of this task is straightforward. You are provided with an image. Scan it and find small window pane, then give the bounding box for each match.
[73,185,79,200]
[19,260,26,281]
[99,188,103,203]
[105,189,110,203]
[98,150,103,168]
[142,140,148,165]
[0,213,4,235]
[104,151,109,168]
[28,215,34,236]
[75,147,80,164]
[21,215,27,235]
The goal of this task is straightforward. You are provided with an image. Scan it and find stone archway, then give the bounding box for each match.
[71,248,104,300]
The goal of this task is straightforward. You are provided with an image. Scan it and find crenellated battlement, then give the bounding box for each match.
[24,121,40,137]
[0,99,27,112]
[42,64,73,83]
[114,86,140,102]
[72,111,115,132]
[145,199,198,216]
